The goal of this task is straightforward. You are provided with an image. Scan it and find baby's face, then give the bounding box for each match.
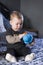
[10,17,23,31]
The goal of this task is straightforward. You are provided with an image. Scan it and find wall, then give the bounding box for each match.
[20,0,43,37]
[0,0,20,11]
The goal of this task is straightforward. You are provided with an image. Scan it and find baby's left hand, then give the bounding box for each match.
[29,41,35,46]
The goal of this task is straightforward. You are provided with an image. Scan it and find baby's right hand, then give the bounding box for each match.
[19,32,27,39]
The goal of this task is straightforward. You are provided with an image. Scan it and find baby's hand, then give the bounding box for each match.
[29,41,35,46]
[23,32,27,34]
[19,32,27,39]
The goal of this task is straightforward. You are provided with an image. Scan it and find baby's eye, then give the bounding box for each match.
[20,23,23,25]
[16,23,18,25]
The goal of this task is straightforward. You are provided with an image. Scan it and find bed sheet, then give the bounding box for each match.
[0,38,43,65]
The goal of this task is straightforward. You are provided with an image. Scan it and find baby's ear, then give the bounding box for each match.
[10,21,12,25]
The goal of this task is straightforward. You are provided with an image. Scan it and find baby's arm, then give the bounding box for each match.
[6,35,21,44]
[6,32,27,44]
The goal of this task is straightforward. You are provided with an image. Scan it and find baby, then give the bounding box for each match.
[5,11,35,62]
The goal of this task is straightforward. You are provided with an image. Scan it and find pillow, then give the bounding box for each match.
[0,13,6,32]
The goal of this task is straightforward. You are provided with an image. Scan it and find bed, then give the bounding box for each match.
[0,38,43,65]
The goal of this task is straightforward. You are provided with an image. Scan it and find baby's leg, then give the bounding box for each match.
[17,46,35,61]
[5,53,17,62]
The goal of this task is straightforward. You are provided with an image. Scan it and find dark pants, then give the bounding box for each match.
[7,42,31,57]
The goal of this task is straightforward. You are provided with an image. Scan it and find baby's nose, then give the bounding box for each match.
[18,24,21,28]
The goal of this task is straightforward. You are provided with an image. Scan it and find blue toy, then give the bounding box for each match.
[23,34,33,44]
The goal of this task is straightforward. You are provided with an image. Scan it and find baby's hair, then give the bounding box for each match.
[10,11,24,22]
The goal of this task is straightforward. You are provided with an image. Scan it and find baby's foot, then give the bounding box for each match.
[25,53,35,61]
[5,53,17,62]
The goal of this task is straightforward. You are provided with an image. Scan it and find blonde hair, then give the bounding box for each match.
[10,11,24,22]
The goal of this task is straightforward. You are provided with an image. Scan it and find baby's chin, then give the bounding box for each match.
[13,29,21,32]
